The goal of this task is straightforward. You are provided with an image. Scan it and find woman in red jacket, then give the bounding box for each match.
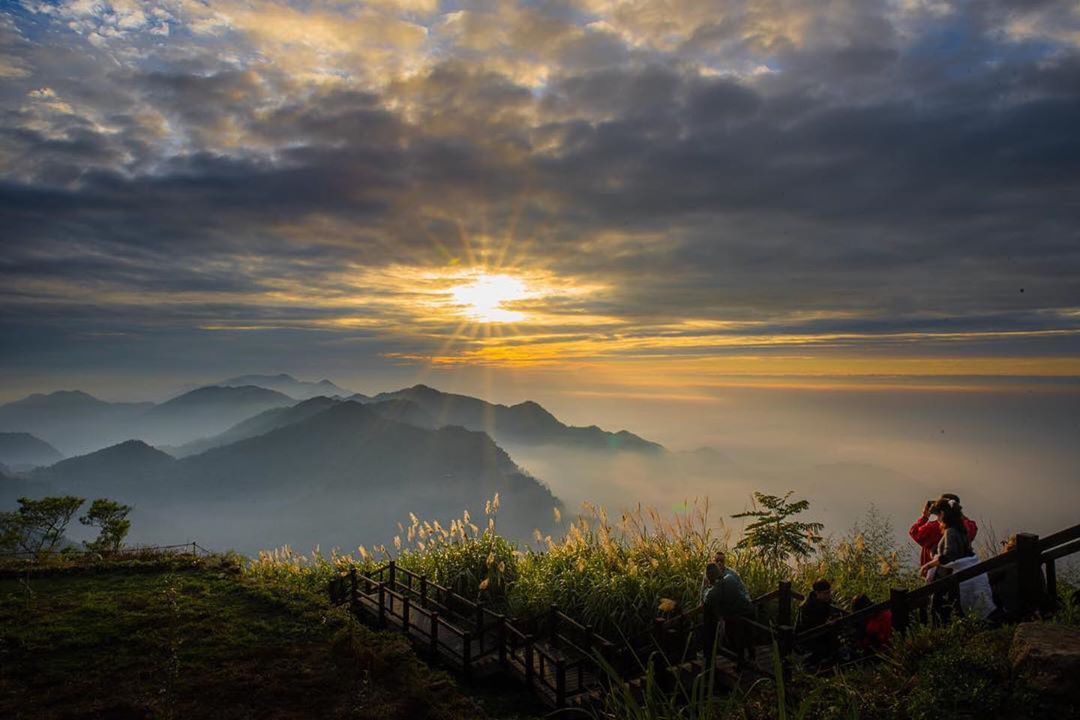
[909,493,978,566]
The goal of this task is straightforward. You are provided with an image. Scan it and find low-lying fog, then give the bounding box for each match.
[510,387,1080,560]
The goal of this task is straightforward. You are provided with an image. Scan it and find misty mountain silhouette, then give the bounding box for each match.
[137,385,295,446]
[31,440,175,497]
[21,401,560,553]
[0,382,663,460]
[372,385,664,453]
[0,391,153,456]
[170,396,342,457]
[0,465,49,508]
[0,432,63,469]
[171,397,437,457]
[217,373,361,401]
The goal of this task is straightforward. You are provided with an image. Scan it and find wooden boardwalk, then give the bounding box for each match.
[333,522,1080,712]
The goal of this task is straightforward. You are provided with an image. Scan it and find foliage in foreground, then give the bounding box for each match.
[0,552,490,720]
[0,495,133,556]
[249,495,918,640]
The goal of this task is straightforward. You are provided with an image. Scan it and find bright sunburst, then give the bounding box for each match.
[450,273,529,323]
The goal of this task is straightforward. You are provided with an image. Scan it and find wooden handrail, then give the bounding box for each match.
[792,531,1080,646]
[755,587,806,603]
[1043,537,1080,562]
[1037,523,1080,552]
[336,520,1080,711]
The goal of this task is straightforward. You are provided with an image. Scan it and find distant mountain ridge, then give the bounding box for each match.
[137,385,294,446]
[170,396,342,457]
[0,432,63,469]
[217,374,360,400]
[22,401,561,553]
[372,385,664,453]
[0,381,663,459]
[0,391,154,456]
[0,386,294,455]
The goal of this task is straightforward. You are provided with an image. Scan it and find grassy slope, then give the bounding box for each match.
[0,557,492,720]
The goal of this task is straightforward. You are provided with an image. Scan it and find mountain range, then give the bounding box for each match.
[0,376,667,552]
[27,401,560,552]
[0,391,153,457]
[0,432,63,470]
[0,385,295,455]
[371,385,663,453]
[217,373,359,400]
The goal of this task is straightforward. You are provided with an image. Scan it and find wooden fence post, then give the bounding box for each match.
[402,596,411,637]
[378,582,386,628]
[1045,558,1058,611]
[430,612,440,661]
[555,658,567,708]
[463,632,473,681]
[388,560,396,589]
[524,635,535,687]
[778,580,792,628]
[549,604,559,646]
[778,625,794,683]
[420,576,428,607]
[1016,533,1041,617]
[475,600,484,654]
[890,588,910,635]
[349,567,358,613]
[497,615,508,666]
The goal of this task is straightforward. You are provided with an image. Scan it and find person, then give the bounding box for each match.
[700,550,726,601]
[909,493,978,567]
[703,553,756,667]
[850,594,892,655]
[701,563,724,663]
[988,535,1049,621]
[796,578,835,631]
[921,498,994,620]
[796,579,841,664]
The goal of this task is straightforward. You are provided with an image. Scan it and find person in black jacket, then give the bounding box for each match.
[796,579,840,665]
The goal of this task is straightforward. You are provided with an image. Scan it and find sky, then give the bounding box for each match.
[2,0,1080,405]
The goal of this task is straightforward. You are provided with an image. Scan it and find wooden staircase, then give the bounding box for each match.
[329,522,1080,712]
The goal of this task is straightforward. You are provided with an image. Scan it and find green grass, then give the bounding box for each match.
[250,502,920,641]
[0,555,496,720]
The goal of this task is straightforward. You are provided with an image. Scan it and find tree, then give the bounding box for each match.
[732,492,824,567]
[0,496,85,556]
[80,499,133,553]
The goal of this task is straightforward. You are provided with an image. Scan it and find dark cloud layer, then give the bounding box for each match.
[1,0,1079,394]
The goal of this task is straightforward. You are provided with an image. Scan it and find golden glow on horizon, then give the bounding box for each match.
[449,272,529,323]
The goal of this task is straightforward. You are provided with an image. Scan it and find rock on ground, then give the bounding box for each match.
[1009,622,1080,708]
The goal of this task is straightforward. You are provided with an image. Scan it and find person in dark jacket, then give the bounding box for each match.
[703,554,756,667]
[796,579,840,664]
[909,493,978,566]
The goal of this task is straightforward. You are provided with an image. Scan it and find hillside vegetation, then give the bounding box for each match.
[0,553,494,720]
[251,497,918,640]
[250,496,1079,720]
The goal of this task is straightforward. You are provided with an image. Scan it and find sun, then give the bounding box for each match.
[450,273,529,323]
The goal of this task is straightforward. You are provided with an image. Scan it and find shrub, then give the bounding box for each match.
[896,618,1015,720]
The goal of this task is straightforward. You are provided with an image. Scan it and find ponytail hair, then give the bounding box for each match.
[933,496,967,536]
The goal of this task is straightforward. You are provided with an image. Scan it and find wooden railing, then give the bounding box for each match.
[793,525,1080,649]
[331,522,1080,710]
[339,560,611,707]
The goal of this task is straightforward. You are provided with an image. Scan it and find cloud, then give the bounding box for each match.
[1,0,1079,388]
